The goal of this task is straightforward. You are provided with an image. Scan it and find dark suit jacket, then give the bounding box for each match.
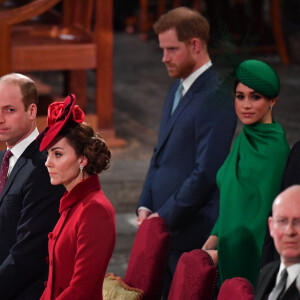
[255,260,300,300]
[138,66,237,251]
[0,140,65,300]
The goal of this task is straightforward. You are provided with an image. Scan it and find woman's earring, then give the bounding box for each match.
[80,166,84,180]
[269,106,273,111]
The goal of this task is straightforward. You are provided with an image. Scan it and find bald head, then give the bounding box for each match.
[272,185,300,214]
[269,185,300,267]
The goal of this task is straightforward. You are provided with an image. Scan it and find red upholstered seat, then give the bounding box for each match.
[124,217,171,300]
[217,277,254,300]
[167,249,218,300]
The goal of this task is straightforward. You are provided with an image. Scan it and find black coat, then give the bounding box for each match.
[254,260,300,300]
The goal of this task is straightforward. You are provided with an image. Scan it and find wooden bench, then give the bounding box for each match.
[0,0,125,148]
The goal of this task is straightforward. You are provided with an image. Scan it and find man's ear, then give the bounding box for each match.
[189,38,202,54]
[28,103,37,120]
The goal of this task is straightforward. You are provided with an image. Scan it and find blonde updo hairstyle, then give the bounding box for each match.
[59,121,111,175]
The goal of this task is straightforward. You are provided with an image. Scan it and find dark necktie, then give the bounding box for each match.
[171,82,183,114]
[0,150,13,195]
[268,268,288,300]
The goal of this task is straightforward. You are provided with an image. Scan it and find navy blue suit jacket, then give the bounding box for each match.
[0,140,65,300]
[254,260,300,300]
[139,66,237,251]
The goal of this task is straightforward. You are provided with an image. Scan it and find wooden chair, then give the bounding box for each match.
[138,0,289,65]
[0,0,125,147]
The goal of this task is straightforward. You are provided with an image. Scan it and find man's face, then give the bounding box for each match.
[158,28,197,79]
[269,191,300,267]
[0,82,35,148]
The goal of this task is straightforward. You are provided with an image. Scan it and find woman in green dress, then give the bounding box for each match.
[202,59,290,286]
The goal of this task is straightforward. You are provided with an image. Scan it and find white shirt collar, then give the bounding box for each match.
[278,261,300,291]
[181,60,212,96]
[7,128,39,175]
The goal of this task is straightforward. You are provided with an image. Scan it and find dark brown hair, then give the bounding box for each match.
[153,7,210,44]
[59,122,111,175]
[0,73,39,110]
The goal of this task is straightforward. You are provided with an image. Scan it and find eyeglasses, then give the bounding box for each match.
[273,218,300,230]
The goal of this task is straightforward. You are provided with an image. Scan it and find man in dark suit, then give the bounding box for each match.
[255,185,300,300]
[0,73,65,299]
[136,7,237,298]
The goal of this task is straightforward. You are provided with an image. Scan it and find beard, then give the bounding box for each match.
[165,58,196,79]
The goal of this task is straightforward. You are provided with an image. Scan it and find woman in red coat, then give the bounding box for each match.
[39,95,116,300]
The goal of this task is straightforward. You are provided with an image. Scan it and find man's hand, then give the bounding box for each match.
[136,209,151,227]
[148,212,159,219]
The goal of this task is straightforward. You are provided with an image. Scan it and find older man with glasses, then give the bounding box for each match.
[255,185,300,300]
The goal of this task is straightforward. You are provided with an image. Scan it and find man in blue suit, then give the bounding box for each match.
[136,7,237,298]
[0,73,64,299]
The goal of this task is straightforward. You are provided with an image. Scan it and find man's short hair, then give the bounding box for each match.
[0,73,39,110]
[153,7,210,44]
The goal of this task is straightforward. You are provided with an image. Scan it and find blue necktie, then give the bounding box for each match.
[171,82,183,114]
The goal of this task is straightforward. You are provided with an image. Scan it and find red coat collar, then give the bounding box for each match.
[59,174,101,213]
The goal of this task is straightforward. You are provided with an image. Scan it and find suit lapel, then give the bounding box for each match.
[155,68,213,157]
[0,157,26,203]
[255,261,279,300]
[155,91,193,155]
[281,280,300,300]
[0,141,38,204]
[0,151,4,162]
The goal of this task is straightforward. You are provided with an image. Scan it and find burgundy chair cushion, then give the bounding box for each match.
[124,217,171,300]
[167,249,218,300]
[217,277,254,300]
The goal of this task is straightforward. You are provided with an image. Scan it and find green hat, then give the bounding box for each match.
[235,59,280,98]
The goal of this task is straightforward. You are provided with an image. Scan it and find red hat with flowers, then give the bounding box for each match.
[39,94,85,151]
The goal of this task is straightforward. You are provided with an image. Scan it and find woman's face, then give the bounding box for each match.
[235,83,277,125]
[45,136,86,191]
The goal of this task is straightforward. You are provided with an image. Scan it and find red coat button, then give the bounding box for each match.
[48,232,53,239]
[45,256,49,264]
[44,281,48,287]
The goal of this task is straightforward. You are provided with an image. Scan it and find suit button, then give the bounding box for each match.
[48,232,53,239]
[154,164,159,169]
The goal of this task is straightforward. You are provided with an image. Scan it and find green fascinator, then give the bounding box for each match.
[236,59,280,98]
